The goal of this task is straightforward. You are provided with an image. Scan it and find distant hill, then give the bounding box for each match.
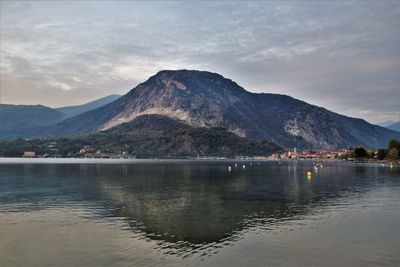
[0,94,120,140]
[42,70,400,149]
[376,120,396,127]
[0,104,66,139]
[56,94,120,117]
[0,114,282,158]
[387,121,400,132]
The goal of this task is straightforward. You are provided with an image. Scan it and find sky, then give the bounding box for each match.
[0,1,399,124]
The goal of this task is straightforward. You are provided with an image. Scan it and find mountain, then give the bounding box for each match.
[387,121,400,132]
[376,120,400,132]
[55,94,120,117]
[376,120,396,127]
[0,104,66,139]
[33,70,400,149]
[0,94,121,140]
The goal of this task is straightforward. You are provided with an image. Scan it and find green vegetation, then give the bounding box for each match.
[0,124,282,158]
[353,146,368,158]
[344,139,400,161]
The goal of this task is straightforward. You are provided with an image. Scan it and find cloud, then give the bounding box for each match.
[49,81,72,92]
[0,1,399,123]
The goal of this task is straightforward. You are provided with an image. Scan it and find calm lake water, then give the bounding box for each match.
[0,159,399,267]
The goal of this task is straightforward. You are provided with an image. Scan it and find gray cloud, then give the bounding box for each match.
[0,1,399,123]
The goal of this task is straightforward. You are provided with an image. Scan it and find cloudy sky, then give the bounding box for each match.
[1,1,399,123]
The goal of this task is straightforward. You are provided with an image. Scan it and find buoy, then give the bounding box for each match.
[243,165,246,169]
[307,171,312,176]
[228,166,232,172]
[235,163,238,168]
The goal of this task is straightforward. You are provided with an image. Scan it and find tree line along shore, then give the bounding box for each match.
[0,133,398,164]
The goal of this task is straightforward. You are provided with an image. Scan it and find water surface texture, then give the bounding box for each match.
[0,159,399,267]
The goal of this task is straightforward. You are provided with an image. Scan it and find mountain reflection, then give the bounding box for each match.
[0,161,398,255]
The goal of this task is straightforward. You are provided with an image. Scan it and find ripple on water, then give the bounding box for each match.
[0,161,399,266]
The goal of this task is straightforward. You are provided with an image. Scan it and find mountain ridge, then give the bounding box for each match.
[0,94,121,139]
[14,70,400,149]
[0,104,66,139]
[56,94,121,117]
[387,121,400,132]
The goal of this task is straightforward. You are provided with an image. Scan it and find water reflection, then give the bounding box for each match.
[0,160,399,263]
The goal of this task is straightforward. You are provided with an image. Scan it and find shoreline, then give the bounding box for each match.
[0,157,266,164]
[0,157,398,166]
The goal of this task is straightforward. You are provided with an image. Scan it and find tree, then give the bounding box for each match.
[354,146,368,158]
[387,148,399,160]
[388,139,400,150]
[376,149,387,160]
[367,149,375,158]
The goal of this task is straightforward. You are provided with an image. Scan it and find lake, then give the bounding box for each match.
[0,159,399,267]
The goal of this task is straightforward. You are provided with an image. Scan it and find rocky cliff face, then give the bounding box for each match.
[44,70,400,149]
[100,70,248,130]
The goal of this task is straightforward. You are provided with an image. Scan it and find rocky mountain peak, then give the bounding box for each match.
[136,69,247,97]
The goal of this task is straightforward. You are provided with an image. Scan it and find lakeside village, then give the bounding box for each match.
[20,139,400,164]
[22,147,347,160]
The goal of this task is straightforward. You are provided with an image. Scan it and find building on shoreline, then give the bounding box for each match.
[268,148,349,160]
[23,151,36,157]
